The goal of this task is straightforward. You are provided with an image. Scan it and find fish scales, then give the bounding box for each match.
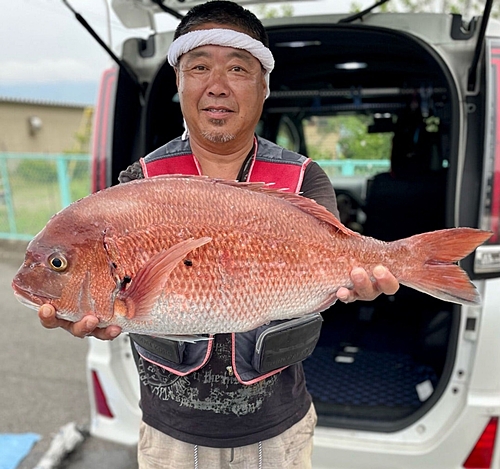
[101,178,346,333]
[105,225,341,333]
[12,175,492,336]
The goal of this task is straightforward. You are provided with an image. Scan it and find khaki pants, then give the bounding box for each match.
[138,404,317,469]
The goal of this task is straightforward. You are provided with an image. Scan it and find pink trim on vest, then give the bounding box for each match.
[140,158,148,177]
[230,333,287,385]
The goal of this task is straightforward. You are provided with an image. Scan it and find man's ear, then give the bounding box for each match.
[175,67,180,88]
[261,70,268,101]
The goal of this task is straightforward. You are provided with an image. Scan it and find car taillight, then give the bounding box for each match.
[476,41,500,273]
[463,417,498,468]
[92,67,117,194]
[91,370,114,418]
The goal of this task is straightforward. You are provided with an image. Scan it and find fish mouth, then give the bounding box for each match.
[13,290,79,324]
[13,291,43,311]
[12,282,60,310]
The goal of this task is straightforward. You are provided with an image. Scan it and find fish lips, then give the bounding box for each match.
[12,272,62,308]
[12,289,44,310]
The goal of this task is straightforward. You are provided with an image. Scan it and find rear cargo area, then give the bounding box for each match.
[304,292,456,430]
[264,18,460,431]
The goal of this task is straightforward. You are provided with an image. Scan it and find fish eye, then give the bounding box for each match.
[48,254,68,272]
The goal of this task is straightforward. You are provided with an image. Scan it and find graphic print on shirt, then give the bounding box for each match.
[138,335,277,416]
[137,335,278,415]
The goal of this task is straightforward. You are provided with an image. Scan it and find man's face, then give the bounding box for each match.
[175,32,267,146]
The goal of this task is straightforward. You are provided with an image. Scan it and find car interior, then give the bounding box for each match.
[263,24,458,432]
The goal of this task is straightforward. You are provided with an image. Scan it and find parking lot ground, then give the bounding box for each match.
[16,432,137,469]
[60,435,138,469]
[1,239,138,469]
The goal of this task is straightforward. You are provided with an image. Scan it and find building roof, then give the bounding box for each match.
[0,95,92,109]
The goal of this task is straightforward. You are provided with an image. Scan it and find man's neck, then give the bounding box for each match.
[189,136,255,180]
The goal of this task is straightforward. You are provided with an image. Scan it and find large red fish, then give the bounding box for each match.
[12,175,491,336]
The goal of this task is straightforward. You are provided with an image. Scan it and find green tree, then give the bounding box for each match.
[305,115,392,161]
[336,115,392,160]
[253,3,294,18]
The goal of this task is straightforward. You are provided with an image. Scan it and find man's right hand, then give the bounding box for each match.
[38,304,122,341]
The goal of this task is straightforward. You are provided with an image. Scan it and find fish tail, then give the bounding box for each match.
[395,228,492,305]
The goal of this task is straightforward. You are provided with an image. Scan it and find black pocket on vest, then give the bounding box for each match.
[130,334,186,364]
[252,313,323,374]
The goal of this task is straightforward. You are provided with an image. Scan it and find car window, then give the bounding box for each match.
[271,113,392,181]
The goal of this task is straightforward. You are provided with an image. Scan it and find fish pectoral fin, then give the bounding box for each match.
[117,237,212,319]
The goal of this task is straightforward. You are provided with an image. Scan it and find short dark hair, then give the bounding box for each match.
[174,0,269,47]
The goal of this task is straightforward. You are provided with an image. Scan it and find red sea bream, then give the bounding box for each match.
[12,175,491,336]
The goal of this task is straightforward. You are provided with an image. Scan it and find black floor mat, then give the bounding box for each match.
[304,346,438,409]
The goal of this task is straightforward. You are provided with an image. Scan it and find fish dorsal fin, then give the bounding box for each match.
[150,174,361,238]
[253,184,361,238]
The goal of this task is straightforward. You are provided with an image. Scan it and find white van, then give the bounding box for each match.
[82,0,500,467]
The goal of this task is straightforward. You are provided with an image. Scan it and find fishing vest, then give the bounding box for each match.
[130,136,323,385]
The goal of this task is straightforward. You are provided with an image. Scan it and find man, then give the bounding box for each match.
[39,2,399,467]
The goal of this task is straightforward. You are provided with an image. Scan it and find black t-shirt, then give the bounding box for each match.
[121,158,338,448]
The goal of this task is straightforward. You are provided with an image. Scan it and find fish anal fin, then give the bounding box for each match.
[152,334,213,343]
[117,237,212,319]
[308,293,339,314]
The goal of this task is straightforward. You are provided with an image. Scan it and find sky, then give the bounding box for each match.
[0,0,372,106]
[0,0,138,105]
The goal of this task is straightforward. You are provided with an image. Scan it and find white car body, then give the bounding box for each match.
[81,1,500,467]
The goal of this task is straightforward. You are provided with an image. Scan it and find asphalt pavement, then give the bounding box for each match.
[0,240,137,469]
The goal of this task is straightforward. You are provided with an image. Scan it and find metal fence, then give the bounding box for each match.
[0,153,91,241]
[317,159,390,178]
[0,153,389,241]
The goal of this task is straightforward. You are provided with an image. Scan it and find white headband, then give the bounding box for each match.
[168,28,275,98]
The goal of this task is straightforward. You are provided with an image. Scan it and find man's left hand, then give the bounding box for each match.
[336,265,399,303]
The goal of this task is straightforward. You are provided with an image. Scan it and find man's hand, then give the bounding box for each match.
[336,265,399,303]
[38,304,122,341]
